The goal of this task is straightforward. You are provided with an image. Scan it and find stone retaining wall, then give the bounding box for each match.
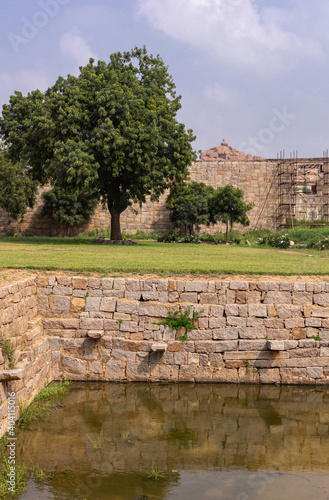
[0,278,52,437]
[36,276,329,385]
[1,275,329,438]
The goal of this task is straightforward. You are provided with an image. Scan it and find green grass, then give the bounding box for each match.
[0,236,329,275]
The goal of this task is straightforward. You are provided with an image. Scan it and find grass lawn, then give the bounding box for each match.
[0,237,328,276]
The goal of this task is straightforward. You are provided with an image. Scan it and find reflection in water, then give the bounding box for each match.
[18,383,329,500]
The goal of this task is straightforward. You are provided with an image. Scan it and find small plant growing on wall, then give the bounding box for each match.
[156,307,203,342]
[0,336,17,369]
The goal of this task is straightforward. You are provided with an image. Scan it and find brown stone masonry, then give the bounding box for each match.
[1,276,329,438]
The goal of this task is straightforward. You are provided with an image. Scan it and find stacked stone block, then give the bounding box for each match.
[36,276,329,385]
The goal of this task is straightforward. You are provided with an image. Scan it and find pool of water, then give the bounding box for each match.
[18,383,329,500]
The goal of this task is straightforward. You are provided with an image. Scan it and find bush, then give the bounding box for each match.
[157,230,179,243]
[257,233,290,249]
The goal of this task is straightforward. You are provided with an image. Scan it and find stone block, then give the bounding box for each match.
[209,317,226,328]
[284,318,305,329]
[57,276,72,286]
[235,291,246,304]
[70,297,85,313]
[50,295,70,311]
[178,365,197,381]
[248,304,267,318]
[167,341,183,352]
[80,318,104,330]
[113,278,126,290]
[208,353,224,367]
[195,341,216,353]
[292,293,313,306]
[246,291,261,303]
[291,328,307,340]
[239,340,267,351]
[215,340,238,352]
[227,316,247,327]
[88,278,101,289]
[119,321,138,333]
[212,368,238,383]
[185,281,208,292]
[111,349,135,361]
[100,297,117,312]
[320,347,329,357]
[238,327,266,339]
[199,293,218,304]
[106,360,126,380]
[314,294,329,307]
[225,304,239,316]
[311,308,329,318]
[259,368,280,384]
[229,281,249,290]
[87,330,104,340]
[306,367,323,379]
[264,292,291,304]
[53,286,73,296]
[213,327,239,340]
[267,340,284,351]
[101,278,113,290]
[126,362,150,381]
[210,305,224,317]
[305,318,322,327]
[62,356,87,373]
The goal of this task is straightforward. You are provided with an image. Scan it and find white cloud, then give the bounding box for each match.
[59,32,96,67]
[138,0,322,74]
[203,83,237,104]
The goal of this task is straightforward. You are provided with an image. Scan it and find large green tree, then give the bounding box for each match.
[209,185,254,242]
[168,181,214,235]
[0,150,38,221]
[0,46,196,239]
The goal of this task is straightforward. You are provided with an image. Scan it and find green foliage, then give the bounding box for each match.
[310,335,323,341]
[34,380,71,402]
[209,185,254,242]
[0,151,38,221]
[0,454,28,499]
[17,400,52,430]
[157,308,202,341]
[0,337,17,369]
[157,230,180,242]
[0,46,196,240]
[88,432,103,450]
[257,233,290,249]
[167,181,214,235]
[18,381,71,429]
[42,186,98,226]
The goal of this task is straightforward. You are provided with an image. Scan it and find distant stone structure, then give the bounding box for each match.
[0,145,328,235]
[200,139,265,162]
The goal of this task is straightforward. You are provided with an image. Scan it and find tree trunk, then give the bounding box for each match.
[109,205,122,240]
[225,222,229,243]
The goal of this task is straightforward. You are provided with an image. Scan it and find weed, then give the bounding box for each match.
[245,359,251,369]
[17,400,52,430]
[34,381,71,402]
[178,332,189,342]
[0,454,28,499]
[30,463,51,483]
[157,308,201,333]
[84,292,89,299]
[88,432,103,450]
[0,337,17,369]
[310,335,323,341]
[116,319,124,323]
[121,432,132,443]
[148,466,162,481]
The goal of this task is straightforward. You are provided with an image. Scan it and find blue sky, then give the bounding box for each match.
[1,0,329,159]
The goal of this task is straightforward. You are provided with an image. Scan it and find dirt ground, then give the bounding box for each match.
[1,268,329,287]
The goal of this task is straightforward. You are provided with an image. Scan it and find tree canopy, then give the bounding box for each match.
[0,150,38,221]
[167,181,214,235]
[0,46,196,239]
[209,184,254,241]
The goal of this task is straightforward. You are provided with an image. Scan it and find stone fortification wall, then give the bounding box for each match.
[0,278,52,437]
[2,275,329,437]
[0,160,278,236]
[1,158,328,236]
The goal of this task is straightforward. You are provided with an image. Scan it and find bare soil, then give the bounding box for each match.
[1,268,329,287]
